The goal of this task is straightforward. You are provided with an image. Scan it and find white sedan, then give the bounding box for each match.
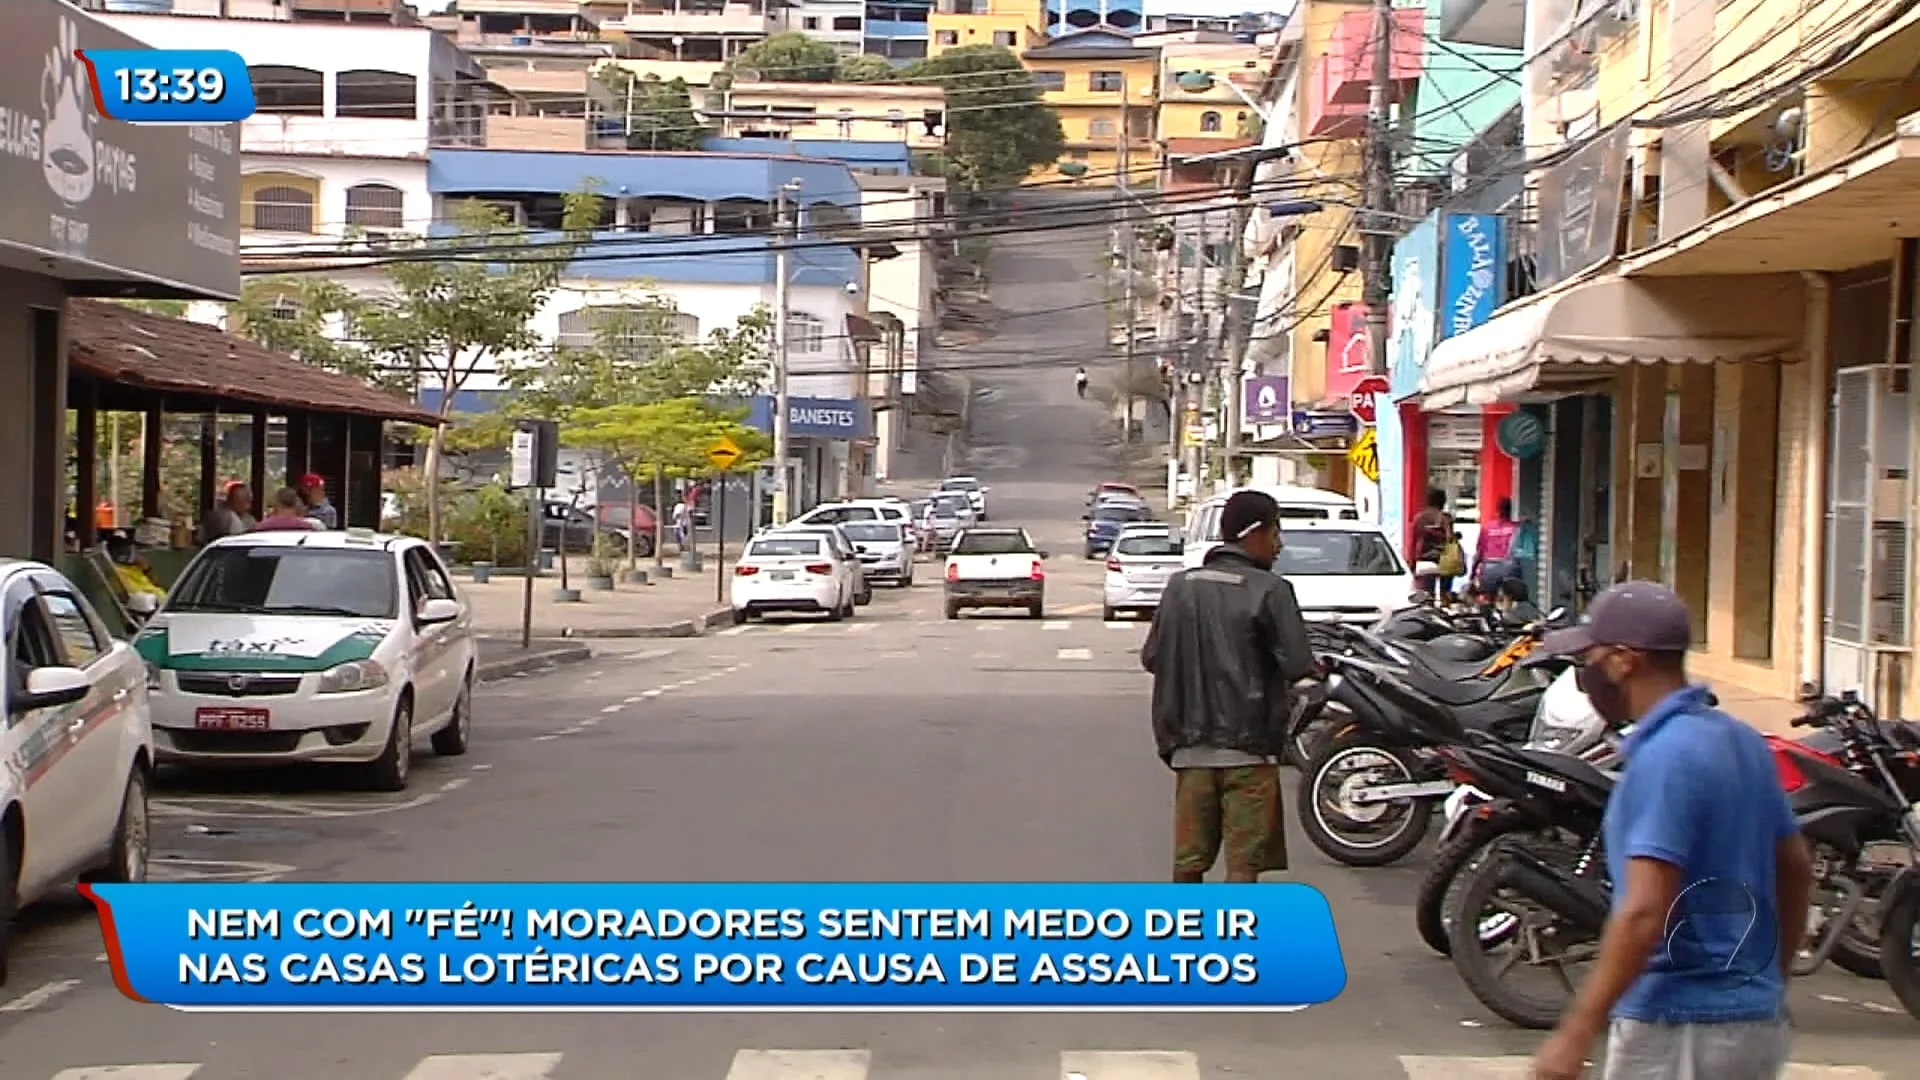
[137,530,477,791]
[1274,521,1416,624]
[731,532,859,621]
[1102,525,1184,620]
[0,559,154,982]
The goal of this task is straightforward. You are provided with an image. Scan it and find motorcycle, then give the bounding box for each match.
[1294,616,1573,867]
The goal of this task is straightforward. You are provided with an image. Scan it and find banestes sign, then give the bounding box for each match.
[747,395,872,440]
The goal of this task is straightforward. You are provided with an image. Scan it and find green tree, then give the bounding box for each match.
[355,193,602,544]
[440,412,517,484]
[598,70,709,151]
[231,277,376,382]
[903,46,1063,190]
[729,32,841,82]
[836,54,898,83]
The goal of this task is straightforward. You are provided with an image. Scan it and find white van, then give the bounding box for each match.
[1181,486,1361,568]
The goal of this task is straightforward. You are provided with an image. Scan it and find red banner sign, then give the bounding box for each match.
[1326,302,1373,400]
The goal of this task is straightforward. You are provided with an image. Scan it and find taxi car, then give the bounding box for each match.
[137,530,477,791]
[0,559,154,984]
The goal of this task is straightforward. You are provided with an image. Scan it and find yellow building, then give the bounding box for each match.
[711,80,950,151]
[1417,0,1920,720]
[1021,31,1160,185]
[929,0,1045,57]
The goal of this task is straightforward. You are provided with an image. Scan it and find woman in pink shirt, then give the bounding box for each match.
[1474,497,1519,583]
[255,487,319,531]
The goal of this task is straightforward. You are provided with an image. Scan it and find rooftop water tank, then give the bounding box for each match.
[100,0,177,11]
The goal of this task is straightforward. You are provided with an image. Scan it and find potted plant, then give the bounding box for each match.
[584,532,618,592]
[467,483,520,585]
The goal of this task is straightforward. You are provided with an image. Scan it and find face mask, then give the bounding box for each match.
[1576,656,1631,725]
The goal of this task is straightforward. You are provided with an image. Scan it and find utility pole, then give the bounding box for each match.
[1118,77,1136,444]
[1362,0,1395,376]
[1166,219,1186,474]
[771,182,795,525]
[1220,166,1256,488]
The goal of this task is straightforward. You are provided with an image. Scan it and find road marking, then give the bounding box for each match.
[554,726,583,737]
[51,1060,203,1068]
[881,650,914,659]
[1057,648,1093,660]
[1059,603,1099,615]
[1106,621,1143,629]
[533,734,558,742]
[580,718,600,728]
[584,670,605,679]
[726,1050,871,1080]
[155,792,442,820]
[974,623,1001,632]
[642,689,663,698]
[401,1053,566,1080]
[1398,1059,1885,1080]
[623,695,646,703]
[716,626,749,636]
[0,978,80,1013]
[600,704,623,713]
[1061,1050,1199,1080]
[846,623,875,634]
[438,777,470,794]
[1042,620,1071,631]
[782,623,815,634]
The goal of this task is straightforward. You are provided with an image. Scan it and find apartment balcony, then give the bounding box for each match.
[602,3,784,35]
[1305,60,1365,138]
[1319,8,1423,107]
[1439,0,1525,49]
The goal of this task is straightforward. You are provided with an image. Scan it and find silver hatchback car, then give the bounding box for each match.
[841,521,914,586]
[1102,525,1184,620]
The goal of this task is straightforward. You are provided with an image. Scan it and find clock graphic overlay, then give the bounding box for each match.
[74,49,255,124]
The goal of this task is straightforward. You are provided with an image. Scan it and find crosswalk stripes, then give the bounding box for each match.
[35,1054,1894,1079]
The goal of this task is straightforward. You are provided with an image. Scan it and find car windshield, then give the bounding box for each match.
[833,507,880,521]
[749,537,822,558]
[168,547,399,618]
[1276,531,1403,575]
[934,495,971,511]
[842,523,901,542]
[951,532,1033,556]
[1115,533,1182,557]
[941,478,980,491]
[1093,503,1151,523]
[1196,503,1349,540]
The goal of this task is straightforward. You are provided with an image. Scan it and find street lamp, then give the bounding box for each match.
[1174,70,1270,126]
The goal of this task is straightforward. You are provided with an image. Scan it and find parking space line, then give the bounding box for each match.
[1042,621,1071,631]
[716,626,749,636]
[1057,648,1093,661]
[0,978,80,1013]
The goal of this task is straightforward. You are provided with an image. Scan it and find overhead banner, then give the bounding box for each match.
[1324,303,1373,400]
[1439,213,1505,340]
[1388,216,1439,402]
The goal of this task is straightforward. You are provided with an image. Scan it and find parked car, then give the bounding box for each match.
[793,500,919,553]
[777,524,873,606]
[540,502,651,557]
[0,558,154,982]
[1273,520,1414,625]
[729,531,858,623]
[589,502,663,554]
[923,498,971,553]
[137,530,478,790]
[1181,486,1360,569]
[1086,481,1140,505]
[930,491,977,528]
[1082,497,1155,557]
[943,527,1048,620]
[841,521,914,587]
[939,476,989,520]
[1102,525,1184,620]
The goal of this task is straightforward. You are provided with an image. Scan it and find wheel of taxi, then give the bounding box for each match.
[431,670,473,757]
[83,767,150,885]
[362,696,413,792]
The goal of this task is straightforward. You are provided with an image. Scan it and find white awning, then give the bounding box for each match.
[1417,273,1807,410]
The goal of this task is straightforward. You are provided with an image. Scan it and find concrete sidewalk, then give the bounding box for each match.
[459,554,735,639]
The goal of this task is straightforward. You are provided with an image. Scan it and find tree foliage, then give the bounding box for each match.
[836,54,897,83]
[902,46,1063,190]
[729,33,842,82]
[230,277,378,383]
[505,300,772,421]
[598,69,708,151]
[565,398,768,482]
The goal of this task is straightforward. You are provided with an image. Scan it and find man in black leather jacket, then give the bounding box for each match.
[1142,490,1315,883]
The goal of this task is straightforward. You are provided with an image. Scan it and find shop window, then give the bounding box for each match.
[345,183,405,231]
[786,312,825,354]
[1200,110,1222,133]
[336,70,418,119]
[249,65,324,115]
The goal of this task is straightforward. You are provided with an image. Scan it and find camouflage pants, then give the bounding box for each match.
[1173,766,1288,878]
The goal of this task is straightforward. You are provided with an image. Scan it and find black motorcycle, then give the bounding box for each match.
[1295,624,1570,868]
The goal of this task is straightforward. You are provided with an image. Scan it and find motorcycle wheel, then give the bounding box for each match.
[1416,811,1532,957]
[1876,885,1920,1017]
[1297,739,1433,868]
[1824,863,1891,980]
[1284,715,1336,769]
[1447,846,1599,1030]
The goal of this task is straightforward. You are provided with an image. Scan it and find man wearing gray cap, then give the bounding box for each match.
[1530,581,1813,1080]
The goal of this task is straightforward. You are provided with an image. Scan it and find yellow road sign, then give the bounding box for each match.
[706,435,743,472]
[1348,428,1380,483]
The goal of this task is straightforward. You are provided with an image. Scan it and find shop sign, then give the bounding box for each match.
[1242,375,1290,425]
[0,2,240,297]
[1428,413,1481,452]
[1325,302,1373,399]
[1440,213,1504,340]
[1388,215,1439,400]
[1535,124,1630,289]
[746,395,872,440]
[1291,411,1358,439]
[1495,411,1547,460]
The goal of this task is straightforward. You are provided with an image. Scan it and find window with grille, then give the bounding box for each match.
[1826,365,1911,647]
[345,183,405,231]
[786,312,825,354]
[1032,70,1064,91]
[992,30,1015,45]
[1200,111,1222,133]
[936,29,958,43]
[556,305,699,356]
[1088,117,1116,139]
[252,186,316,233]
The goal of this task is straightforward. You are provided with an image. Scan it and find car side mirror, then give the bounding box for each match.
[19,666,90,711]
[416,598,461,624]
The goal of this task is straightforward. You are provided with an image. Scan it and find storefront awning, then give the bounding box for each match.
[1416,273,1805,410]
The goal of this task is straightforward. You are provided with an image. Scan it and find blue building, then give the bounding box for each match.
[864,0,934,61]
[1047,0,1141,35]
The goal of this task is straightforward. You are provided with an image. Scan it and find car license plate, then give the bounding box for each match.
[770,570,795,581]
[196,706,270,731]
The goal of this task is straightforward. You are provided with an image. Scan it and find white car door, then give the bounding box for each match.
[32,579,139,858]
[400,548,455,724]
[5,581,98,895]
[420,547,475,696]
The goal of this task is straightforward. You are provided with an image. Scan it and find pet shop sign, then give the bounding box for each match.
[0,1,240,298]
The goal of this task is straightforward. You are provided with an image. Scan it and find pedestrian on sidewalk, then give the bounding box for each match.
[672,499,692,552]
[1473,497,1521,589]
[254,488,320,531]
[1530,581,1813,1080]
[299,473,338,529]
[1074,367,1089,398]
[1409,488,1455,598]
[1141,489,1314,884]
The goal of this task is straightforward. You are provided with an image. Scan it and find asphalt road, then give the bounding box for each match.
[0,195,1913,1078]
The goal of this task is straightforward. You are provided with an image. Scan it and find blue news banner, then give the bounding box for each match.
[82,883,1348,1009]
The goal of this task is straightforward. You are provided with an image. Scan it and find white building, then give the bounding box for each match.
[855,173,944,478]
[98,11,490,266]
[789,0,867,54]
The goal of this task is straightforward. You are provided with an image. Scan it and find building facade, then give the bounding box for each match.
[1023,31,1159,184]
[864,0,935,62]
[792,0,869,53]
[711,81,948,152]
[1415,0,1920,724]
[929,0,1042,56]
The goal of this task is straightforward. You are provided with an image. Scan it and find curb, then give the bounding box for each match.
[550,607,739,640]
[475,645,593,684]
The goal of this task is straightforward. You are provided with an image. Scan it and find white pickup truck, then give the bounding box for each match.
[943,527,1048,620]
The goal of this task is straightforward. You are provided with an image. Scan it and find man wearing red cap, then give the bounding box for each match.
[299,473,338,529]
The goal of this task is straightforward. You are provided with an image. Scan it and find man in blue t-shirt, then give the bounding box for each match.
[1531,581,1813,1080]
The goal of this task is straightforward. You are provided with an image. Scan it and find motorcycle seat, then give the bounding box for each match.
[1514,747,1616,795]
[1405,658,1504,706]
